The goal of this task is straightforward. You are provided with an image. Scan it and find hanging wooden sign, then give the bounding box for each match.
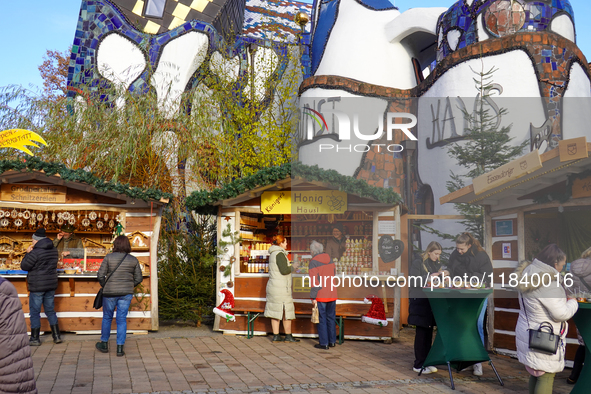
[0,184,67,203]
[572,176,591,199]
[473,150,542,195]
[558,137,588,162]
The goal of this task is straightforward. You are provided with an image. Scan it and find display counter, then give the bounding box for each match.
[190,170,406,340]
[2,272,151,332]
[0,165,169,332]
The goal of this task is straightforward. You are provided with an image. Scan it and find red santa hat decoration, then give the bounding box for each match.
[361,295,388,327]
[213,289,235,322]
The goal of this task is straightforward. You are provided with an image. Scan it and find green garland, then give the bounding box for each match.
[187,162,402,214]
[0,157,173,202]
[533,168,591,204]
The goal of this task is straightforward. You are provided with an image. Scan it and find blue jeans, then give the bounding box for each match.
[478,298,488,345]
[101,294,133,345]
[29,291,58,328]
[317,301,336,346]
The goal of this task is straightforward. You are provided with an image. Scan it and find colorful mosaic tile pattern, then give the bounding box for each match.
[68,0,312,100]
[243,0,312,43]
[437,0,575,62]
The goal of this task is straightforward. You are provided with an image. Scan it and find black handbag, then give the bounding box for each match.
[528,322,561,354]
[519,295,564,355]
[93,288,105,309]
[93,253,128,310]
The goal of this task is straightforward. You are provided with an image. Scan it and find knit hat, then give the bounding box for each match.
[32,228,46,241]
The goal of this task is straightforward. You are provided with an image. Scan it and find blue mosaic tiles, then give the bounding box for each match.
[67,0,313,100]
[437,0,575,62]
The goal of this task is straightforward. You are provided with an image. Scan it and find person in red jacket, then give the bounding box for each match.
[309,240,337,350]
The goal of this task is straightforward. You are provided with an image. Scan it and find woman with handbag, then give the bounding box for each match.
[515,244,578,394]
[95,235,143,356]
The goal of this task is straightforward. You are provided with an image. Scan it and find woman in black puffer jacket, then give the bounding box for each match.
[0,277,37,394]
[95,236,142,357]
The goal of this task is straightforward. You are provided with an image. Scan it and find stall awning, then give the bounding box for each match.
[187,162,404,214]
[0,158,172,207]
[440,139,591,206]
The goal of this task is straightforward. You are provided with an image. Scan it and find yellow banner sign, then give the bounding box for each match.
[0,129,47,156]
[1,184,67,203]
[261,191,347,214]
[473,150,542,196]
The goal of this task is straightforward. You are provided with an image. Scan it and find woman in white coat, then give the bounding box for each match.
[515,244,578,394]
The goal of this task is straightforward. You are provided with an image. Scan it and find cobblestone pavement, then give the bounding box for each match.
[30,326,575,394]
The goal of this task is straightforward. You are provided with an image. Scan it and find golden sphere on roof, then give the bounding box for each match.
[294,12,310,29]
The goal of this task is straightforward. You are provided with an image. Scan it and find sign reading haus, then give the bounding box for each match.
[1,184,67,203]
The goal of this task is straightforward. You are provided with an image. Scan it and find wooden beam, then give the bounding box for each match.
[517,210,525,262]
[405,214,468,220]
[439,184,474,205]
[150,205,164,331]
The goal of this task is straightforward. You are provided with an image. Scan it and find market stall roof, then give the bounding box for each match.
[440,140,591,208]
[187,162,403,214]
[0,158,172,206]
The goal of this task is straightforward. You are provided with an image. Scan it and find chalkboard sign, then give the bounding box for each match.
[378,235,404,263]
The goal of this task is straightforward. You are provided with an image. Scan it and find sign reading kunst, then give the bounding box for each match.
[0,184,67,203]
[261,191,347,214]
[472,150,542,196]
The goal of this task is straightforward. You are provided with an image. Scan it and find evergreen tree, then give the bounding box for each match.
[418,61,528,246]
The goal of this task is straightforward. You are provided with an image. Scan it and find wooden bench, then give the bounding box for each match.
[234,306,363,344]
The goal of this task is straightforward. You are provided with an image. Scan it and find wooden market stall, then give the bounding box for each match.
[0,160,170,333]
[440,137,591,361]
[189,164,407,340]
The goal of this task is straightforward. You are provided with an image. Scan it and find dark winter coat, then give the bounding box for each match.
[325,237,346,263]
[0,277,37,394]
[309,253,337,302]
[408,257,440,328]
[447,245,493,285]
[97,253,143,297]
[20,238,59,293]
[52,234,84,259]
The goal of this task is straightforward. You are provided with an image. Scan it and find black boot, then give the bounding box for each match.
[95,341,109,353]
[568,345,586,384]
[284,334,300,343]
[29,328,41,347]
[50,324,63,344]
[272,334,284,342]
[116,345,125,357]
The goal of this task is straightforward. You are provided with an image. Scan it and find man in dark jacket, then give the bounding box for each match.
[52,224,84,259]
[0,277,38,394]
[20,228,61,346]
